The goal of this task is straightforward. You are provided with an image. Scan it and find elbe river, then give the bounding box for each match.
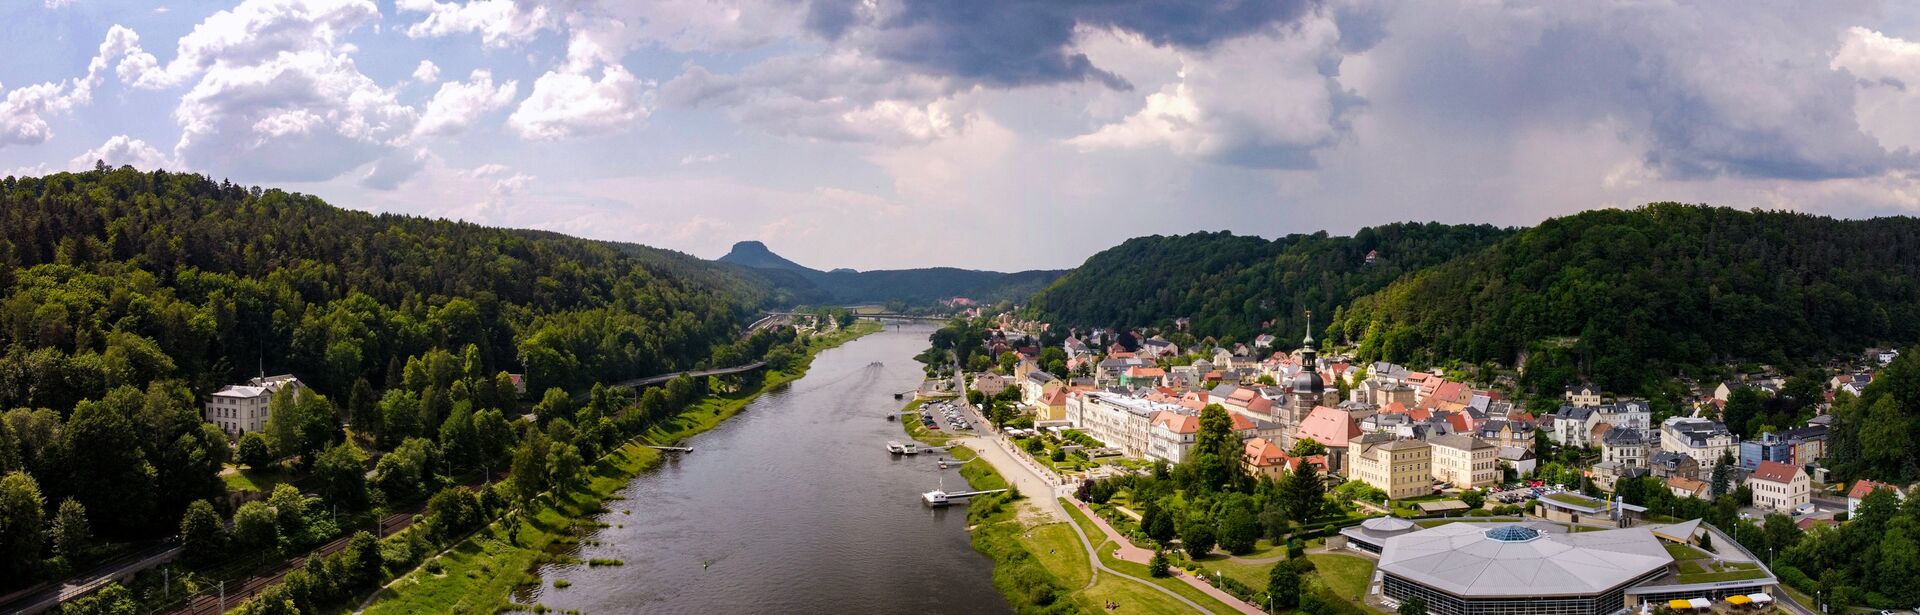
[520,323,1010,614]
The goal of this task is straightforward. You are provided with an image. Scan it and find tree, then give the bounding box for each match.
[1189,404,1245,493]
[51,498,90,564]
[548,443,585,494]
[378,389,422,447]
[64,392,154,538]
[180,499,226,564]
[1289,438,1327,458]
[266,483,307,542]
[1398,596,1428,615]
[1723,388,1764,437]
[1140,499,1176,544]
[1148,551,1171,578]
[1880,526,1920,605]
[1219,506,1261,555]
[1181,514,1216,559]
[1762,513,1801,557]
[239,432,273,469]
[1268,559,1305,610]
[232,501,278,550]
[1710,453,1734,497]
[348,378,378,436]
[508,433,552,502]
[313,441,369,509]
[1282,462,1325,525]
[1461,489,1486,510]
[0,471,44,576]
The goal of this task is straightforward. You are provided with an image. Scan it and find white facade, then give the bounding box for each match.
[1065,392,1171,458]
[206,374,302,437]
[1746,463,1809,514]
[1660,417,1738,467]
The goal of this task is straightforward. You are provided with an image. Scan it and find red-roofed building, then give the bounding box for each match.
[1848,480,1904,515]
[1123,366,1166,387]
[1244,437,1328,481]
[1147,411,1200,464]
[1295,406,1361,473]
[1747,461,1809,513]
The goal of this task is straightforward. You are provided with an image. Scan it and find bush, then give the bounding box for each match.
[1149,552,1170,577]
[239,432,274,469]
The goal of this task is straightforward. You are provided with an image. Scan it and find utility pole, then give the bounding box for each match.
[218,580,225,613]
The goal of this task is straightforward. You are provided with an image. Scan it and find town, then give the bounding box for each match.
[917,307,1912,615]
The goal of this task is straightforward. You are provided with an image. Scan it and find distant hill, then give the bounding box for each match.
[712,240,1064,306]
[718,240,820,274]
[1025,223,1514,342]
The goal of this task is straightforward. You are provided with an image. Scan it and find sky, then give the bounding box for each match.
[5,1,1920,272]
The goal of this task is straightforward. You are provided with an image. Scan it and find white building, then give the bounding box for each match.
[1066,392,1174,458]
[1660,417,1738,467]
[1746,461,1809,514]
[206,374,303,437]
[1428,434,1498,489]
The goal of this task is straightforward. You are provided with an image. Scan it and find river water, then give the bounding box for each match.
[521,323,1010,614]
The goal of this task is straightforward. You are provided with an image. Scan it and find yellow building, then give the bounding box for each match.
[1428,434,1499,489]
[1347,434,1433,499]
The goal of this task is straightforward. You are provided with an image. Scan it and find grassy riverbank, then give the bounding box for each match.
[364,321,881,614]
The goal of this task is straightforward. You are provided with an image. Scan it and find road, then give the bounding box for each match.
[2,542,179,615]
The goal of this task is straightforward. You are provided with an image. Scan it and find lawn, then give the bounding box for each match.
[1306,553,1375,601]
[221,465,292,494]
[1676,560,1767,584]
[900,411,957,447]
[1665,543,1711,561]
[1544,492,1602,507]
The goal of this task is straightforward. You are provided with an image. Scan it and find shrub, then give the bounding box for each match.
[1149,552,1170,577]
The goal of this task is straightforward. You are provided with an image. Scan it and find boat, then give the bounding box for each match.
[901,442,919,455]
[922,490,951,507]
[887,440,905,454]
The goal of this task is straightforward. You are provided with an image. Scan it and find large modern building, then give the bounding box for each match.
[1376,522,1673,615]
[205,374,303,437]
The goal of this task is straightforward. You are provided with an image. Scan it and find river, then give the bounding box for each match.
[519,323,1010,614]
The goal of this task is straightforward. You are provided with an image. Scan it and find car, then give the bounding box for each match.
[1795,503,1817,516]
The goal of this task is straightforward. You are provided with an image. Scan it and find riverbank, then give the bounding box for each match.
[903,402,1230,614]
[362,321,882,614]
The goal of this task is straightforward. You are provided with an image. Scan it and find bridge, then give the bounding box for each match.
[569,362,769,402]
[761,310,951,323]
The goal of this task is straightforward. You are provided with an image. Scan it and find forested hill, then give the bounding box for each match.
[1024,223,1514,340]
[0,167,768,411]
[712,240,1066,305]
[1334,204,1920,393]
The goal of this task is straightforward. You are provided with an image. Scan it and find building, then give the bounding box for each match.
[1737,432,1791,471]
[1347,434,1432,500]
[1244,437,1326,481]
[1537,492,1648,525]
[973,372,1008,397]
[1338,516,1418,555]
[1648,451,1701,481]
[1497,446,1537,477]
[1551,401,1650,447]
[1066,392,1168,457]
[1600,428,1648,469]
[1285,316,1328,448]
[1146,412,1199,464]
[1847,480,1903,515]
[1295,405,1362,473]
[1375,522,1674,615]
[1564,384,1603,407]
[1746,461,1809,514]
[1428,434,1498,489]
[205,374,303,437]
[1660,417,1738,467]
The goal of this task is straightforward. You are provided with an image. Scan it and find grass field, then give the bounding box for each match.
[1665,542,1712,560]
[221,465,291,494]
[1307,553,1375,601]
[1676,560,1766,583]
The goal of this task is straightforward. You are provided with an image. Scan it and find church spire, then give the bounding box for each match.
[1302,310,1316,350]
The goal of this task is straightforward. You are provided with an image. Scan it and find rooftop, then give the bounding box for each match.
[1377,522,1673,598]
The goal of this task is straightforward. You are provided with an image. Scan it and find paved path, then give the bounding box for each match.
[1069,500,1265,615]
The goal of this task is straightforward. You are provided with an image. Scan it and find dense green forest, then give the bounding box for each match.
[1335,204,1920,392]
[1024,223,1514,340]
[714,240,1065,305]
[0,167,793,589]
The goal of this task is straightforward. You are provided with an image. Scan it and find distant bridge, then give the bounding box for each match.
[570,361,769,402]
[761,311,951,322]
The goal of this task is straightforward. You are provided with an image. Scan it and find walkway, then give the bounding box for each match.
[1068,500,1265,615]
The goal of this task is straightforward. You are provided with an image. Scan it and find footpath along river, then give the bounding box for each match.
[519,323,1010,614]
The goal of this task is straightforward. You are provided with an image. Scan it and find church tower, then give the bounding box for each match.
[1286,311,1326,447]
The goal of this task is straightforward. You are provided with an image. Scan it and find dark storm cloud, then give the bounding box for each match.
[816,0,1320,89]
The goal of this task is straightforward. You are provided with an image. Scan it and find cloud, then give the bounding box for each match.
[415,69,517,137]
[412,59,441,83]
[679,152,729,165]
[508,50,649,140]
[1833,27,1920,152]
[1069,14,1358,168]
[394,0,557,48]
[359,147,431,189]
[0,24,156,147]
[662,50,974,144]
[71,135,176,170]
[114,0,421,181]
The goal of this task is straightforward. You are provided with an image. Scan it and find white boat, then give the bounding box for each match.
[901,442,919,455]
[922,490,951,506]
[887,440,904,454]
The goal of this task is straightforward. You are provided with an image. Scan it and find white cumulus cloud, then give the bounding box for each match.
[509,61,649,140]
[416,69,518,137]
[412,59,441,83]
[71,135,176,170]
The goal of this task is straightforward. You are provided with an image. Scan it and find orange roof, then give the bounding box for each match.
[1110,351,1136,359]
[1043,389,1067,405]
[1128,366,1166,377]
[1229,413,1257,431]
[1229,388,1260,402]
[1244,438,1289,466]
[1295,406,1360,448]
[1850,480,1901,500]
[1382,401,1409,415]
[1442,412,1470,433]
[1750,461,1801,484]
[1151,412,1199,434]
